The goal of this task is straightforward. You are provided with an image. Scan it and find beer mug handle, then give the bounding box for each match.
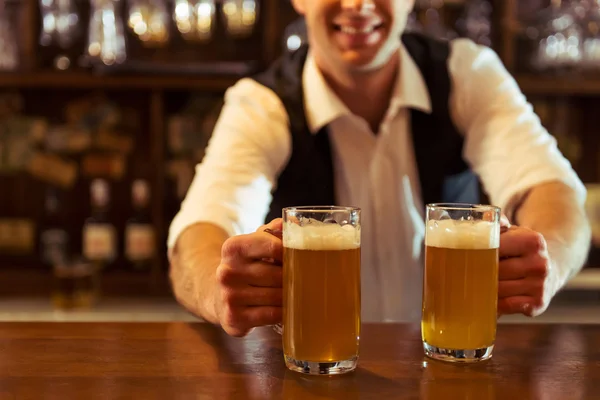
[264,227,283,335]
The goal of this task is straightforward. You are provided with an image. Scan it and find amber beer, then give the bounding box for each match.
[422,204,500,363]
[52,260,99,310]
[282,206,361,375]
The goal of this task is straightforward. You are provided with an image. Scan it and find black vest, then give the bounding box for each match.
[252,33,480,223]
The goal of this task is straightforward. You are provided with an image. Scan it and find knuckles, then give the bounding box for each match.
[222,233,282,260]
[220,287,240,307]
[220,303,248,337]
[221,235,258,260]
[215,264,238,286]
[215,267,246,333]
[526,276,546,311]
[221,236,245,260]
[220,303,238,327]
[530,255,550,278]
[530,278,545,297]
[525,230,547,254]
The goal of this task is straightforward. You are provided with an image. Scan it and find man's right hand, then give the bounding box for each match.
[214,219,284,337]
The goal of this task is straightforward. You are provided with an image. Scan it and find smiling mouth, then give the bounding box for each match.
[333,23,384,35]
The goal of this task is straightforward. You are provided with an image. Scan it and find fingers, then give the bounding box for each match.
[498,295,547,317]
[499,255,549,280]
[221,306,283,337]
[221,232,283,263]
[498,296,534,317]
[258,218,283,234]
[498,257,526,280]
[500,228,546,258]
[216,261,283,288]
[498,278,544,300]
[246,262,283,287]
[216,260,283,337]
[263,228,282,240]
[222,286,282,307]
[242,306,282,327]
[216,223,285,337]
[498,247,550,317]
[497,225,553,318]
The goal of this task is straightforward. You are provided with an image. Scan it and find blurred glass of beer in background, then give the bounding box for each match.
[282,206,361,375]
[422,203,500,363]
[52,256,100,310]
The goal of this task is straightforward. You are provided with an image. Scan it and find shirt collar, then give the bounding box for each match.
[303,53,351,134]
[303,43,432,134]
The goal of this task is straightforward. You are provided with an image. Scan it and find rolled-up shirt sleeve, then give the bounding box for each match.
[449,39,586,216]
[167,78,291,249]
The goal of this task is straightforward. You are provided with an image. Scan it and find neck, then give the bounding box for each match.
[318,52,399,133]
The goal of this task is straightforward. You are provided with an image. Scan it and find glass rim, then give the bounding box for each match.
[283,205,361,213]
[426,203,500,212]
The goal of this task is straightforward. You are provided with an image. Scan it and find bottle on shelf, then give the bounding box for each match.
[4,202,36,258]
[82,178,117,270]
[0,188,12,254]
[0,178,35,257]
[124,179,156,272]
[39,186,69,267]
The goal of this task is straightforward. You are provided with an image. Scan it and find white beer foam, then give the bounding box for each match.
[426,219,499,250]
[283,220,360,250]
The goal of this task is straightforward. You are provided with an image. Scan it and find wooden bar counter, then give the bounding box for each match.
[0,322,598,399]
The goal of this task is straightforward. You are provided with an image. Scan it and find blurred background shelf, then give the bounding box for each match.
[0,269,172,298]
[0,72,244,91]
[1,0,600,307]
[517,75,600,96]
[564,268,600,291]
[4,73,600,99]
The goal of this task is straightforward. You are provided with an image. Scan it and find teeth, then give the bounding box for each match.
[340,25,375,35]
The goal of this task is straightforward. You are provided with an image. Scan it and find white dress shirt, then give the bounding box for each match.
[168,38,586,322]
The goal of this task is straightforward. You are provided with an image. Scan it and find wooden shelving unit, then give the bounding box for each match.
[5,70,600,96]
[0,72,241,91]
[1,0,599,297]
[0,268,172,297]
[0,0,295,297]
[516,75,600,96]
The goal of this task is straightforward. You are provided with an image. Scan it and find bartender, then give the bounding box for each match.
[167,0,590,336]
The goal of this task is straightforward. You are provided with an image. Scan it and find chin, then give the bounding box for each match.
[340,51,378,67]
[334,32,401,72]
[339,48,396,73]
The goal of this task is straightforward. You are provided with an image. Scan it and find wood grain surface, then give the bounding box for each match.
[0,323,598,399]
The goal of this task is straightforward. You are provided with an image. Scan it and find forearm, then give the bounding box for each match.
[514,181,591,284]
[169,223,229,324]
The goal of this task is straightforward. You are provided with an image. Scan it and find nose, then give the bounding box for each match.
[341,0,375,12]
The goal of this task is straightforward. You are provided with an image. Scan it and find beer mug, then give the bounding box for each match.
[422,203,500,363]
[282,206,361,375]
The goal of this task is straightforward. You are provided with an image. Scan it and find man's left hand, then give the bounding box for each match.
[498,225,561,317]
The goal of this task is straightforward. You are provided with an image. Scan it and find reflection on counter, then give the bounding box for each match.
[420,360,497,400]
